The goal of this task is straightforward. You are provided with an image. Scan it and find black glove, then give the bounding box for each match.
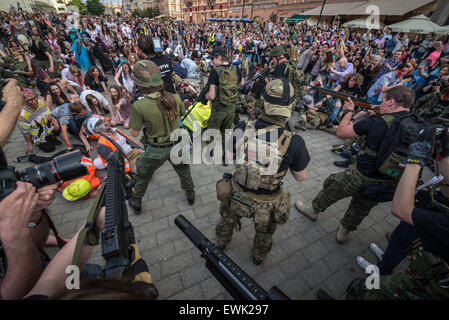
[440,128,449,158]
[407,127,436,167]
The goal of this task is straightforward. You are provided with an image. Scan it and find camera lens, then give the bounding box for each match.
[19,150,88,189]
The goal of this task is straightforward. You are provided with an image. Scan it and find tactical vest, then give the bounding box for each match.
[233,121,293,192]
[214,64,239,109]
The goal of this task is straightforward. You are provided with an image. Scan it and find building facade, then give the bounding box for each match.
[183,0,228,23]
[0,0,35,12]
[227,0,277,22]
[277,0,321,22]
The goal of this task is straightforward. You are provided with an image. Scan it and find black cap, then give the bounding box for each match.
[207,46,227,59]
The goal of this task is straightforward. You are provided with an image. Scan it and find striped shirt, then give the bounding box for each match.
[17,101,54,144]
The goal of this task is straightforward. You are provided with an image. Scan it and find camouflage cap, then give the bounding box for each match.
[263,79,295,118]
[269,45,287,57]
[131,60,163,88]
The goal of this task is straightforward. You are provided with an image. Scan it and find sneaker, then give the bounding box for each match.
[336,224,350,243]
[356,256,375,272]
[295,201,318,221]
[129,196,142,215]
[186,190,195,205]
[369,243,384,262]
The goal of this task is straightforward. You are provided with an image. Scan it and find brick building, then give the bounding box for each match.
[183,0,228,23]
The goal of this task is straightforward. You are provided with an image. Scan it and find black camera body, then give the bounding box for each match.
[0,149,88,202]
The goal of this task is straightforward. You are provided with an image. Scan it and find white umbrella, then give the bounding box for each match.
[386,14,440,34]
[342,17,380,29]
[435,25,449,35]
[306,17,318,27]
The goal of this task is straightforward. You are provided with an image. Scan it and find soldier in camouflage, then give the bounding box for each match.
[215,79,310,265]
[411,83,449,124]
[346,127,449,300]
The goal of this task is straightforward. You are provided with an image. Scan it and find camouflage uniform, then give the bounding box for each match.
[312,166,396,231]
[215,79,298,263]
[411,92,446,124]
[347,244,449,300]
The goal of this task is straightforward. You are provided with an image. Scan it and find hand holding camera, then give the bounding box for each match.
[407,127,437,167]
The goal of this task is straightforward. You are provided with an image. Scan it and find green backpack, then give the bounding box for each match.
[284,60,310,99]
[217,65,238,106]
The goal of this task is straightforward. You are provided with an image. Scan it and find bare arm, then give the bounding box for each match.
[391,163,420,225]
[130,128,140,137]
[25,208,106,299]
[0,81,24,147]
[205,84,216,101]
[0,183,40,300]
[45,51,54,73]
[114,67,123,86]
[60,124,72,148]
[336,98,358,139]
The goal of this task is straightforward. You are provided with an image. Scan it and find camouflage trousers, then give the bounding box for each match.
[207,107,236,152]
[312,166,396,231]
[133,144,194,199]
[346,246,449,300]
[215,181,291,261]
[297,109,329,130]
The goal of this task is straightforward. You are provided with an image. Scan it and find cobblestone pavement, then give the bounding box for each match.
[4,106,405,300]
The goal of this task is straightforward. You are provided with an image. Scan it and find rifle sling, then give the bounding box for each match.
[71,183,105,267]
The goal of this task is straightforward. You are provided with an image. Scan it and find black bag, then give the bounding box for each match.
[376,114,432,180]
[359,182,396,202]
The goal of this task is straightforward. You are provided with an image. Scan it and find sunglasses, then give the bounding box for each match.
[26,97,38,102]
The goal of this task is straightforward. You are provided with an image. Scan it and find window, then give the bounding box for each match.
[173,5,177,11]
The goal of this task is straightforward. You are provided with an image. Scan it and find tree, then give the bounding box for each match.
[86,0,105,16]
[67,0,86,14]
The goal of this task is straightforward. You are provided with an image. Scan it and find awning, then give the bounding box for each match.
[286,14,311,23]
[301,1,367,16]
[387,14,440,34]
[435,25,449,35]
[302,0,434,16]
[344,0,434,16]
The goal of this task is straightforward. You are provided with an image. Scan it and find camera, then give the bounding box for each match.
[430,79,443,87]
[0,149,88,201]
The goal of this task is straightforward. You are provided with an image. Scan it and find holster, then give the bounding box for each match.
[216,173,232,208]
[272,190,291,225]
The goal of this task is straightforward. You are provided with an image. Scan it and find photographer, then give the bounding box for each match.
[412,83,449,124]
[346,127,449,300]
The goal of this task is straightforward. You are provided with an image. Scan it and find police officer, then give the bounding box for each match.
[205,46,243,162]
[295,86,416,243]
[346,127,449,300]
[128,60,195,214]
[137,35,176,94]
[215,79,310,265]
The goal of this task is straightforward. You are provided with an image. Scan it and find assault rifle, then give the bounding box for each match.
[101,151,136,278]
[239,68,271,94]
[301,83,374,111]
[175,215,290,300]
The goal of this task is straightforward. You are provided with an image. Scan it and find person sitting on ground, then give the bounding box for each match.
[61,65,86,92]
[35,68,76,97]
[80,89,114,117]
[109,85,133,128]
[84,66,108,94]
[51,100,91,150]
[17,88,61,154]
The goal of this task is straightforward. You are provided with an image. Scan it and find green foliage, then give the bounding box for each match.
[131,7,160,18]
[86,0,105,16]
[67,0,86,14]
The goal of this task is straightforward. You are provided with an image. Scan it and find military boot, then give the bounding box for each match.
[336,224,351,243]
[334,159,351,168]
[186,190,195,205]
[294,121,307,131]
[129,196,142,215]
[295,201,319,221]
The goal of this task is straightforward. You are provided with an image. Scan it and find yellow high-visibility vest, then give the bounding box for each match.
[182,101,211,132]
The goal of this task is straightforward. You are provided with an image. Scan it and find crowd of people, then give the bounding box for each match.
[0,8,448,300]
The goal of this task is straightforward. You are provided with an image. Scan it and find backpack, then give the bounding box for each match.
[375,113,432,180]
[217,65,238,106]
[284,60,310,99]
